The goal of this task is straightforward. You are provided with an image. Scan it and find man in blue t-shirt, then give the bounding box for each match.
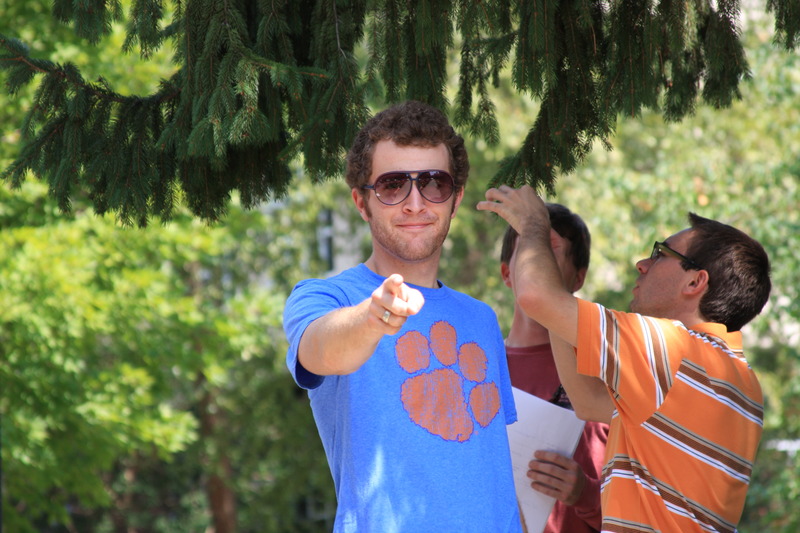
[284,101,522,533]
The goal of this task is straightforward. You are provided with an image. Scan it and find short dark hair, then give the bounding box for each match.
[345,101,469,192]
[500,203,591,272]
[685,213,771,331]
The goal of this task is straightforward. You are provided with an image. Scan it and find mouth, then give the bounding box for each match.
[399,224,431,230]
[397,219,436,230]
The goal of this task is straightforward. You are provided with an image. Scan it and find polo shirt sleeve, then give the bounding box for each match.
[576,299,604,380]
[575,298,684,426]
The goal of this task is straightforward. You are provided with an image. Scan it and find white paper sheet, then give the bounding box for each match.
[507,386,586,533]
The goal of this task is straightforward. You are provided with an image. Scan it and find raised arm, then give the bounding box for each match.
[549,335,614,423]
[298,274,424,376]
[478,186,578,345]
[478,186,613,419]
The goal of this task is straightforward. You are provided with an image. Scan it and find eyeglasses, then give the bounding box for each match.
[362,170,455,206]
[650,241,702,270]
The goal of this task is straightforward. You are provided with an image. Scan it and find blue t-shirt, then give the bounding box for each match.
[284,264,521,533]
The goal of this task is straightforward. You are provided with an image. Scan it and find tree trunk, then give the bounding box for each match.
[198,379,238,533]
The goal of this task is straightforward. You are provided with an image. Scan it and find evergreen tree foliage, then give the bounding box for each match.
[0,180,341,532]
[0,0,797,224]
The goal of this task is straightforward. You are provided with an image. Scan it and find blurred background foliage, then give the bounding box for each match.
[1,1,798,532]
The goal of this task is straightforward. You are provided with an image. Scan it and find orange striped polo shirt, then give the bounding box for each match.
[576,299,763,533]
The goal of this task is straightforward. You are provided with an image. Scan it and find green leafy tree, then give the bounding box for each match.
[0,177,344,532]
[1,0,798,223]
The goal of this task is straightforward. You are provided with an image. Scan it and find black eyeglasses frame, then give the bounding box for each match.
[650,241,702,271]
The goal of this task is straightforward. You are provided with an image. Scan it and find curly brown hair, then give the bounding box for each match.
[345,101,469,193]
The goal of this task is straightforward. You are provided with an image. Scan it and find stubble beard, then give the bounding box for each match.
[365,202,453,263]
[629,291,667,319]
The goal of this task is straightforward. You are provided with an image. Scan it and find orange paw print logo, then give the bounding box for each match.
[396,320,501,442]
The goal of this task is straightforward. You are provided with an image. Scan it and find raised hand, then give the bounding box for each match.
[477,185,550,238]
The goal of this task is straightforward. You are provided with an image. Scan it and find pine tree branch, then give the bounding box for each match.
[767,0,800,48]
[2,34,182,108]
[1,1,798,223]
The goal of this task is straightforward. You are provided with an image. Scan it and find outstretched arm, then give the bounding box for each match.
[298,274,424,376]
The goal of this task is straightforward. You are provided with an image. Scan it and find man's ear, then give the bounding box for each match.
[572,267,588,293]
[683,269,709,297]
[501,262,512,289]
[450,187,465,218]
[352,188,369,222]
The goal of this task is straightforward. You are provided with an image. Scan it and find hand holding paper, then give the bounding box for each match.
[507,387,586,533]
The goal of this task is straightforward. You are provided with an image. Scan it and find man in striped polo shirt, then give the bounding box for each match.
[479,186,771,533]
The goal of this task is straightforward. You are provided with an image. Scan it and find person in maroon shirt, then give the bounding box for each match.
[500,204,609,533]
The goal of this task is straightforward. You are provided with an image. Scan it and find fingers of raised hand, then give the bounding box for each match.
[477,185,545,228]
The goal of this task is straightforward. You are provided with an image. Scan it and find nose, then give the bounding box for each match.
[402,180,426,213]
[636,257,651,274]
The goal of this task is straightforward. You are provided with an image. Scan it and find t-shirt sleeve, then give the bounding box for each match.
[493,322,518,425]
[283,278,349,390]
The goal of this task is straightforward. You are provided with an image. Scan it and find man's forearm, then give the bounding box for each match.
[481,186,581,346]
[549,334,613,423]
[297,274,426,376]
[297,298,386,376]
[515,236,578,346]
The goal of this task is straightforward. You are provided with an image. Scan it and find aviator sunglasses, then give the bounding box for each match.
[362,170,455,206]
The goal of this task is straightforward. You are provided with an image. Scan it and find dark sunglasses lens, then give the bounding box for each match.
[417,171,454,203]
[651,243,661,260]
[372,171,455,205]
[374,173,412,205]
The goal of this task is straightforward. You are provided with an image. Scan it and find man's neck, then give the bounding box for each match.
[505,309,550,348]
[364,254,441,289]
[658,308,708,330]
